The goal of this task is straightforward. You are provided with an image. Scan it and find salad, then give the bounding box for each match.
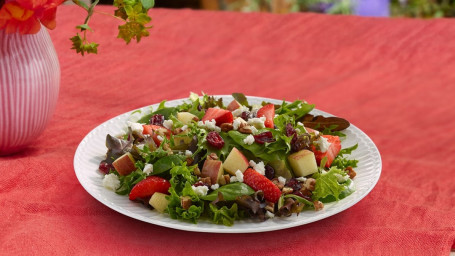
[99,93,359,226]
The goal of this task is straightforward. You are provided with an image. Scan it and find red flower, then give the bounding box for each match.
[0,0,64,34]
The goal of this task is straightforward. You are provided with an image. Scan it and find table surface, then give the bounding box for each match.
[1,5,455,255]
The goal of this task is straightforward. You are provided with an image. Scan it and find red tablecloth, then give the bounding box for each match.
[1,5,454,255]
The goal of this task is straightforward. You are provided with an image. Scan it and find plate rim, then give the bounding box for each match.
[74,95,382,233]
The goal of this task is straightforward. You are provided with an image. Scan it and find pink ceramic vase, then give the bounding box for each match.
[0,27,60,155]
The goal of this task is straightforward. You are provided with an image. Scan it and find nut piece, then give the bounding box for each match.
[180,196,192,210]
[208,152,218,160]
[238,126,253,134]
[345,166,357,179]
[220,123,234,132]
[265,202,275,213]
[192,116,200,122]
[313,200,324,211]
[199,177,212,187]
[193,167,201,176]
[272,178,284,190]
[281,187,294,195]
[223,174,230,185]
[304,178,316,191]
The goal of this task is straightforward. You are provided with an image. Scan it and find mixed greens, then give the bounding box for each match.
[99,93,359,226]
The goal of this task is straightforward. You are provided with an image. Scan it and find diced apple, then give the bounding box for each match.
[223,147,249,175]
[172,129,192,150]
[112,152,136,176]
[287,149,318,177]
[227,100,241,112]
[201,159,224,185]
[269,159,293,180]
[177,112,197,125]
[149,192,169,213]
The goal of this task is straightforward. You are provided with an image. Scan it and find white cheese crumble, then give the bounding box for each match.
[297,121,304,127]
[185,150,192,157]
[278,176,286,185]
[296,177,307,182]
[198,119,221,132]
[191,185,209,196]
[250,104,261,116]
[181,125,188,131]
[249,160,265,175]
[127,121,144,134]
[250,126,258,134]
[231,105,249,117]
[335,173,349,183]
[103,174,120,191]
[210,184,220,190]
[247,116,266,129]
[243,135,255,145]
[266,211,275,219]
[163,120,173,130]
[232,118,244,131]
[143,163,153,175]
[157,135,164,142]
[316,136,331,153]
[230,169,244,183]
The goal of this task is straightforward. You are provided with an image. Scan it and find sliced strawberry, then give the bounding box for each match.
[243,168,281,203]
[312,135,341,168]
[256,104,275,128]
[142,124,172,146]
[201,108,233,126]
[129,176,171,201]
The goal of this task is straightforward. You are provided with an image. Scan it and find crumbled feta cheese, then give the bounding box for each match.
[232,118,244,131]
[230,176,239,183]
[297,121,304,127]
[181,125,188,131]
[249,160,265,175]
[157,135,164,141]
[192,185,209,196]
[250,126,258,134]
[266,211,275,219]
[211,184,220,190]
[143,164,153,175]
[185,150,192,157]
[127,121,144,134]
[335,173,349,183]
[243,135,255,145]
[230,170,244,183]
[247,117,266,129]
[296,177,307,182]
[250,105,261,116]
[103,174,120,191]
[315,136,331,153]
[198,119,221,132]
[278,176,286,185]
[163,120,173,130]
[231,105,249,117]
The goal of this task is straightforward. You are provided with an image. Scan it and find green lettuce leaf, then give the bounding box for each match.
[311,168,350,201]
[208,203,240,226]
[201,183,255,201]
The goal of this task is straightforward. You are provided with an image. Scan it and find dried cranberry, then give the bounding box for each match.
[99,162,113,174]
[264,165,275,180]
[253,131,276,144]
[291,135,310,152]
[285,178,302,191]
[241,111,250,121]
[206,131,224,149]
[150,114,164,126]
[285,123,296,138]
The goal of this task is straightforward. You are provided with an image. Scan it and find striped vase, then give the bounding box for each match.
[0,26,60,155]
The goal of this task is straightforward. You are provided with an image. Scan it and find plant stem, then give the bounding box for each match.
[94,10,126,21]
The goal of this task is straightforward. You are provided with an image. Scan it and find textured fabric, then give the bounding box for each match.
[1,5,454,255]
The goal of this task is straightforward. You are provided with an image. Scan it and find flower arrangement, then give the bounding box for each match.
[0,0,155,55]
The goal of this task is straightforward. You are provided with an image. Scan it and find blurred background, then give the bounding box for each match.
[137,0,455,18]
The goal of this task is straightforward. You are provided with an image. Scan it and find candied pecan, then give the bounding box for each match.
[199,177,212,186]
[345,166,357,179]
[265,202,275,213]
[304,178,316,191]
[220,123,234,132]
[281,187,294,195]
[192,116,200,122]
[208,152,218,160]
[180,196,192,210]
[238,126,253,134]
[272,178,284,190]
[313,200,324,211]
[222,174,231,185]
[186,157,194,165]
[299,187,313,197]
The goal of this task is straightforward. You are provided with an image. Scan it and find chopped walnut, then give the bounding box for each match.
[192,116,200,122]
[304,178,316,191]
[208,153,218,160]
[265,202,275,213]
[345,166,357,179]
[299,187,313,197]
[281,187,294,195]
[272,178,284,189]
[313,200,324,211]
[180,196,192,210]
[223,174,230,185]
[220,123,234,132]
[199,177,212,186]
[186,157,194,165]
[238,126,253,134]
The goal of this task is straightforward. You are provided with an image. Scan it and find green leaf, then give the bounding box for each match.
[201,183,255,201]
[114,169,146,195]
[311,168,349,201]
[117,21,150,44]
[284,194,314,206]
[208,203,240,226]
[232,93,250,107]
[70,34,99,56]
[76,24,93,31]
[141,0,154,10]
[331,144,359,169]
[152,155,185,175]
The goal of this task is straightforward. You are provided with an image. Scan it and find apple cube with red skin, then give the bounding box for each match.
[112,152,136,176]
[227,100,241,112]
[201,159,224,185]
[223,147,249,175]
[287,149,318,177]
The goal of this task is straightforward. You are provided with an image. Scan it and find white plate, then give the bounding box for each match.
[74,95,381,233]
